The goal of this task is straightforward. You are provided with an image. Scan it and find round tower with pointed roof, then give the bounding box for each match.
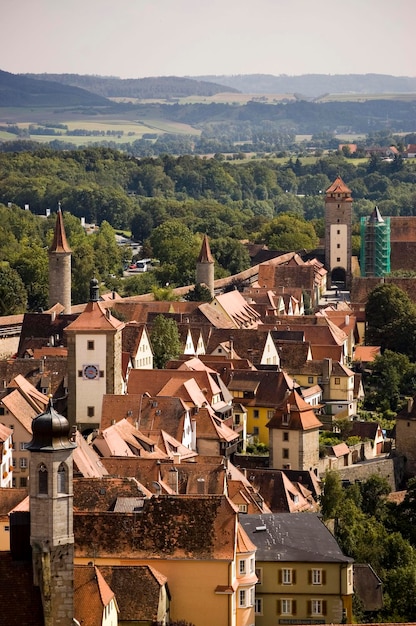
[196,234,215,298]
[27,399,76,626]
[48,206,72,314]
[324,176,352,288]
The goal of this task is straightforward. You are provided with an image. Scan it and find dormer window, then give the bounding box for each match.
[282,413,290,425]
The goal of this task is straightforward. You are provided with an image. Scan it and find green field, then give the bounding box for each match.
[0,110,201,145]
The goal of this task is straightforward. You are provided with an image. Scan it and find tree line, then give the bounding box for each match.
[0,148,415,312]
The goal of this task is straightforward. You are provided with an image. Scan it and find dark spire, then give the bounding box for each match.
[49,205,71,254]
[89,277,100,302]
[26,398,76,452]
[197,234,214,263]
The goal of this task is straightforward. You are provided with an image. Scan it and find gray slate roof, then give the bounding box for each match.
[239,512,353,563]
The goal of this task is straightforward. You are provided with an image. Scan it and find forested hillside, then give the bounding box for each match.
[0,70,109,107]
[196,73,416,98]
[0,147,415,312]
[23,73,240,99]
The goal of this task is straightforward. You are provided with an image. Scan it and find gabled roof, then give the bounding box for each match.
[73,431,109,478]
[93,419,169,460]
[127,368,223,409]
[326,176,352,195]
[197,302,239,329]
[1,390,40,433]
[212,291,262,329]
[349,421,382,440]
[139,429,198,461]
[354,346,381,363]
[98,565,168,622]
[0,487,28,516]
[74,565,115,626]
[122,322,150,355]
[8,374,49,411]
[244,469,316,513]
[205,328,274,365]
[267,390,322,431]
[329,442,350,457]
[74,476,151,512]
[195,407,239,443]
[224,369,294,408]
[74,494,239,560]
[240,513,353,563]
[65,299,124,332]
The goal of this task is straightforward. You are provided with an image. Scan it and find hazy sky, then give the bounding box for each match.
[2,0,415,78]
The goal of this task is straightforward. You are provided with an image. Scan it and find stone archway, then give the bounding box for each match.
[330,266,347,288]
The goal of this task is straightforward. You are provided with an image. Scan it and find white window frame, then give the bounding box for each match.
[281,598,292,615]
[312,568,322,585]
[312,599,323,615]
[20,457,27,469]
[239,559,246,575]
[239,589,246,608]
[255,567,263,585]
[254,597,263,615]
[282,568,292,585]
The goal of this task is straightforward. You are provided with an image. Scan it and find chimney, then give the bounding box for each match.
[168,467,179,494]
[345,314,350,326]
[408,398,414,414]
[173,452,181,464]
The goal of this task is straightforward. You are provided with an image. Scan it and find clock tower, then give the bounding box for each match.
[64,278,124,433]
[325,176,353,288]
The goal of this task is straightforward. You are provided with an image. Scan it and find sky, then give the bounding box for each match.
[2,0,415,79]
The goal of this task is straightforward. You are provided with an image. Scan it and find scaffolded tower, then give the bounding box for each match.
[360,207,390,277]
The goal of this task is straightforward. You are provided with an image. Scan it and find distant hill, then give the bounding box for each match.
[0,70,110,107]
[23,73,240,99]
[194,73,416,98]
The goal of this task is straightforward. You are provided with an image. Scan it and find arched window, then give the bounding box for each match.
[57,463,67,494]
[38,463,48,494]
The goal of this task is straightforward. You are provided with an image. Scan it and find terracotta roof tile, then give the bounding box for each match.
[98,565,167,622]
[74,495,238,560]
[74,565,114,626]
[0,553,44,625]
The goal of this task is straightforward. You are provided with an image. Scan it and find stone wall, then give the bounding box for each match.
[335,456,405,491]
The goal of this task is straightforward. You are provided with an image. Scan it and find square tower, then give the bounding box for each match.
[325,177,352,288]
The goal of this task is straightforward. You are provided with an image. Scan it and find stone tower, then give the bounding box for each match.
[48,207,72,313]
[64,278,125,433]
[196,234,215,298]
[324,176,352,288]
[27,399,76,626]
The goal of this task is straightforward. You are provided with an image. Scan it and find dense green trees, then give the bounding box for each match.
[150,315,181,369]
[0,263,28,314]
[364,350,416,412]
[365,284,416,357]
[257,213,319,251]
[0,147,414,302]
[321,470,416,622]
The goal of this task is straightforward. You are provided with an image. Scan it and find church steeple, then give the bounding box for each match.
[27,399,76,626]
[196,234,215,298]
[48,206,72,314]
